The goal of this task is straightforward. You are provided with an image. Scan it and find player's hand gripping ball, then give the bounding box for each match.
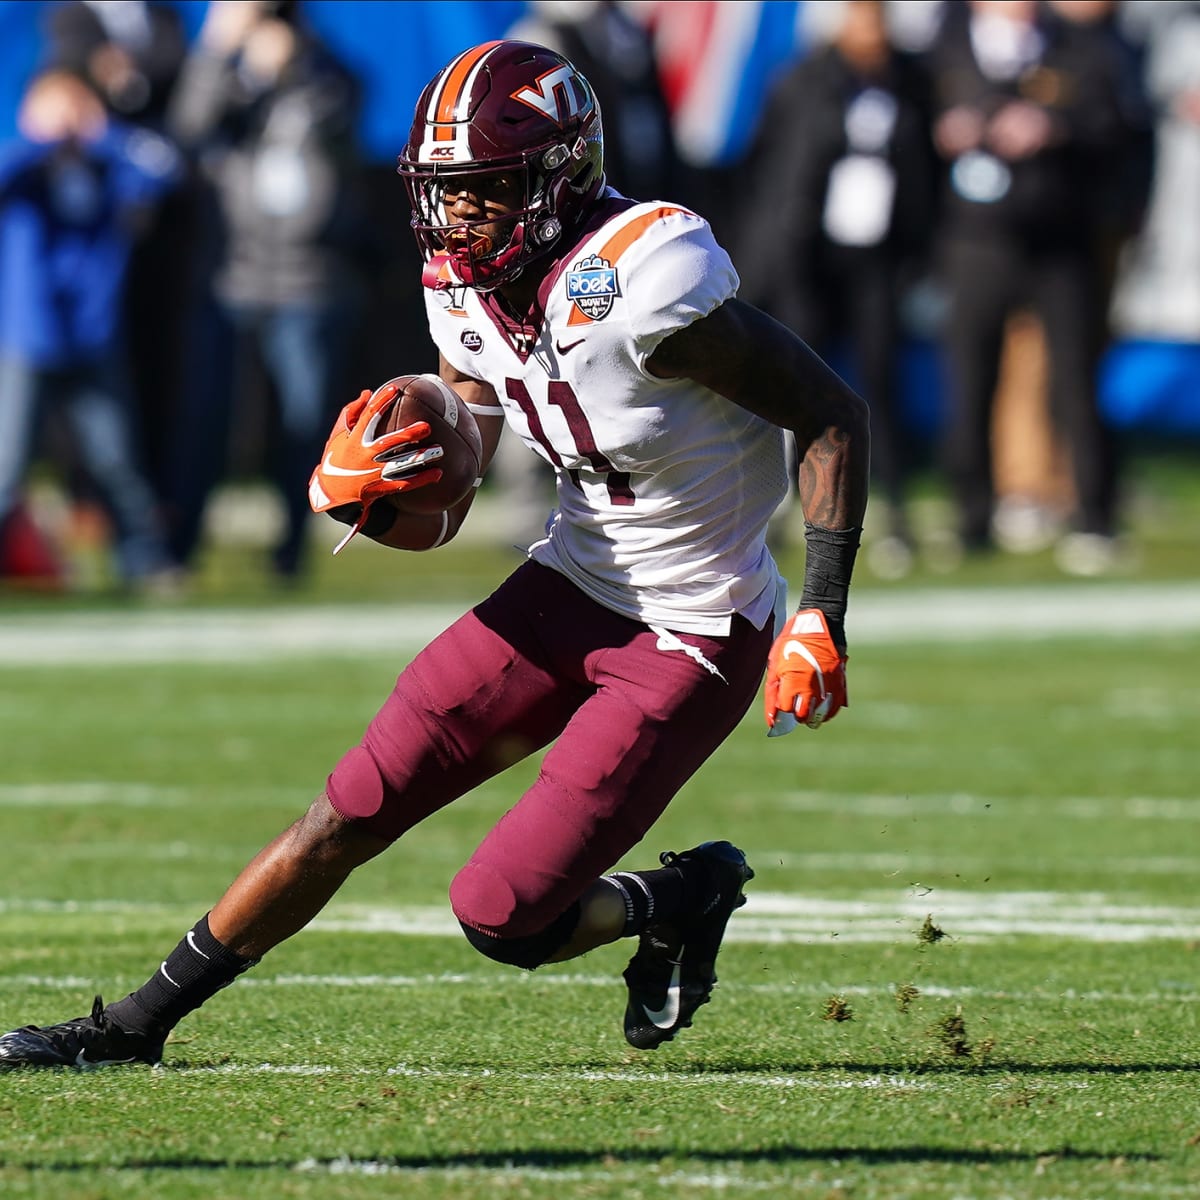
[374,374,483,515]
[309,374,483,527]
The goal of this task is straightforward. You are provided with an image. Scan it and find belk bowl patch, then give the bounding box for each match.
[566,255,618,321]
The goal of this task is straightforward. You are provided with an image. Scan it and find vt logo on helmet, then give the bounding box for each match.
[512,64,591,126]
[397,40,606,290]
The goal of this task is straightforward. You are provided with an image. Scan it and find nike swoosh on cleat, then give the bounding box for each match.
[640,955,683,1030]
[75,1049,137,1068]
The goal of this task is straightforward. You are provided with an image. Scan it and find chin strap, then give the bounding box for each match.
[422,254,458,290]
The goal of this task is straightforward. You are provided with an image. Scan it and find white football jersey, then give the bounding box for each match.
[424,198,788,636]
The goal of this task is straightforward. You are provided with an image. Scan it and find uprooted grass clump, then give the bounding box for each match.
[934,1007,972,1057]
[917,914,947,945]
[822,994,854,1022]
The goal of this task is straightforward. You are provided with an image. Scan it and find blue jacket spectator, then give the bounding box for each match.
[0,68,179,591]
[0,115,179,366]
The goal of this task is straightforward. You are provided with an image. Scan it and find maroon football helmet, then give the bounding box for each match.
[397,40,606,290]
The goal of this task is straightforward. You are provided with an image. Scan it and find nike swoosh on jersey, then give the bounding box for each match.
[555,338,585,354]
[640,956,683,1029]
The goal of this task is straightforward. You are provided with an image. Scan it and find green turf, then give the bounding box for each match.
[3,596,1200,1197]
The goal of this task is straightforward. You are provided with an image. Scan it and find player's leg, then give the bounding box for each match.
[447,577,771,1043]
[0,567,585,1068]
[0,794,394,1070]
[116,591,578,1041]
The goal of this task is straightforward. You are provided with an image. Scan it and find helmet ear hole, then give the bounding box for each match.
[570,161,597,193]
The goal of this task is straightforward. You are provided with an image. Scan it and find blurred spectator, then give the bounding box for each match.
[925,0,1144,575]
[735,0,938,577]
[0,68,179,593]
[44,0,187,125]
[509,1,680,201]
[42,1,195,506]
[165,0,371,582]
[1111,1,1200,341]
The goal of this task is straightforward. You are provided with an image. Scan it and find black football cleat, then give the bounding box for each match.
[0,996,162,1069]
[622,840,753,1050]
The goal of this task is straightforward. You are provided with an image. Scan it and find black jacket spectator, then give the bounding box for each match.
[735,1,938,568]
[925,0,1144,569]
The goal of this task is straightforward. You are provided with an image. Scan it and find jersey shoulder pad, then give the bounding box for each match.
[561,202,738,346]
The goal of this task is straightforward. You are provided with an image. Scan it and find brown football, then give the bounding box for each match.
[374,374,483,515]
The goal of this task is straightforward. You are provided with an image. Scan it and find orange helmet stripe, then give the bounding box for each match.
[431,41,504,141]
[567,207,691,325]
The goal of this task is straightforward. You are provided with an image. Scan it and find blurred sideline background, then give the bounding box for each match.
[0,0,1196,600]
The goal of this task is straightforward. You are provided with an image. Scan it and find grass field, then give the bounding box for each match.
[2,467,1199,1199]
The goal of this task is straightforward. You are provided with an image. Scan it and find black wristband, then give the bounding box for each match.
[799,523,862,649]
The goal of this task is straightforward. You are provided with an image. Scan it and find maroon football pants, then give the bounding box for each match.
[326,561,771,937]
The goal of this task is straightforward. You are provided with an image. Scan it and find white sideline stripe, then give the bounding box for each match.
[289,1160,1200,1196]
[307,889,1200,942]
[759,852,1199,878]
[181,1062,931,1092]
[14,843,1200,879]
[6,972,1200,1009]
[3,890,1198,942]
[6,783,1198,828]
[778,791,1200,822]
[1,582,1198,664]
[297,1160,788,1191]
[0,783,188,807]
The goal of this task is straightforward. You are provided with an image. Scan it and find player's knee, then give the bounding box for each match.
[456,904,581,969]
[325,744,387,823]
[450,860,580,968]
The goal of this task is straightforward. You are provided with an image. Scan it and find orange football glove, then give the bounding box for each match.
[308,381,443,552]
[764,608,848,736]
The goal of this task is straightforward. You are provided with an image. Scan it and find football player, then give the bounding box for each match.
[0,40,869,1068]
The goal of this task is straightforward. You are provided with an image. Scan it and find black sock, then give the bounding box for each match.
[106,914,258,1039]
[603,864,700,937]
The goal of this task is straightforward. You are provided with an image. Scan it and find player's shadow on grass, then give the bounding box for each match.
[447,1053,1197,1077]
[17,1145,1164,1174]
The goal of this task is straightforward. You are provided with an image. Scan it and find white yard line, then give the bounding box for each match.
[5,972,1198,1008]
[1,582,1198,665]
[2,890,1197,943]
[0,783,188,807]
[7,783,1199,824]
[776,791,1200,822]
[288,1157,1200,1197]
[177,1063,931,1092]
